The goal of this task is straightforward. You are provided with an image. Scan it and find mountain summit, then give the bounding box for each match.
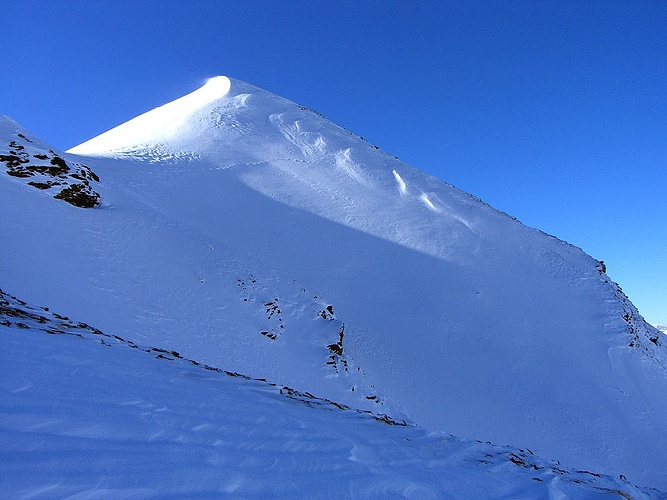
[68,76,233,155]
[2,77,666,491]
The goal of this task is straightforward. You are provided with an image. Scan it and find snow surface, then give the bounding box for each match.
[1,290,661,499]
[68,76,232,156]
[2,76,667,493]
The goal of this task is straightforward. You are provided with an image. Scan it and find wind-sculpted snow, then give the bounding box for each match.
[2,77,667,490]
[1,289,662,499]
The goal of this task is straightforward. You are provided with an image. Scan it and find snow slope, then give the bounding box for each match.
[1,289,661,499]
[2,76,667,491]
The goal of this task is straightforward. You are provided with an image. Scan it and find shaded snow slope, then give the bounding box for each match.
[1,290,661,499]
[2,77,667,490]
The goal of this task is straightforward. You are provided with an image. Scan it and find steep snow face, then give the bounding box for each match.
[2,77,667,490]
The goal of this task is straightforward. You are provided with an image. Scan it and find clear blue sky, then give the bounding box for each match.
[2,1,665,325]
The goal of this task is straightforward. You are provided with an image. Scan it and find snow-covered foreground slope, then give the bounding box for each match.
[2,76,667,490]
[1,290,661,499]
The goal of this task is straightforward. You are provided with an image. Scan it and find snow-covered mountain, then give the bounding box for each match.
[2,76,666,494]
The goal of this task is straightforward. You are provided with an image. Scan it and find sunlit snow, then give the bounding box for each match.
[392,169,407,195]
[68,76,231,155]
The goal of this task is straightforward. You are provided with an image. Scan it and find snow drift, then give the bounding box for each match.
[2,76,666,492]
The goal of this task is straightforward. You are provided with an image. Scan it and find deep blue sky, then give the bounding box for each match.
[2,1,665,324]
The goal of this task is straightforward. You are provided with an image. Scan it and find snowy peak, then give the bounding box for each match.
[68,76,232,155]
[67,77,503,262]
[67,75,366,162]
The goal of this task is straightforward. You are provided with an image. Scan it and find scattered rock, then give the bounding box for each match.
[2,133,101,208]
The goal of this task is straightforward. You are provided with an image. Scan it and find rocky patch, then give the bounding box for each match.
[2,133,100,208]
